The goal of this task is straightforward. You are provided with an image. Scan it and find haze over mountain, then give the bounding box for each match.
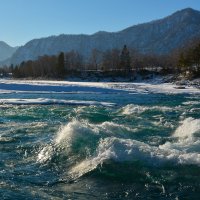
[9,8,200,65]
[0,41,18,63]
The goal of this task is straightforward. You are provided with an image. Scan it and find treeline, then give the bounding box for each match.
[11,45,174,79]
[4,37,200,79]
[0,66,12,77]
[177,38,200,78]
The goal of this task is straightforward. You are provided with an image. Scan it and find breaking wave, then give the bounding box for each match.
[0,98,115,107]
[69,135,200,179]
[37,120,135,163]
[182,101,200,105]
[173,117,200,138]
[37,116,200,180]
[121,104,175,115]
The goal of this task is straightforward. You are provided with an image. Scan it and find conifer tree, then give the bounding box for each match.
[120,45,131,75]
[57,52,65,77]
[192,42,200,69]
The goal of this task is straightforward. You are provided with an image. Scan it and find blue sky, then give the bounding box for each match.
[0,0,200,46]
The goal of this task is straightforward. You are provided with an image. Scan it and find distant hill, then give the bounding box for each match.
[10,8,200,65]
[0,41,18,64]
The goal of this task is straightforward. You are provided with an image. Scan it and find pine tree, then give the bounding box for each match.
[120,45,131,75]
[192,42,200,69]
[178,53,186,69]
[13,66,20,78]
[57,52,65,77]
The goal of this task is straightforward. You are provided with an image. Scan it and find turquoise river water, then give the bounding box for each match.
[0,86,200,199]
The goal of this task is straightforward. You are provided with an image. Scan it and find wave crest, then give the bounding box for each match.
[121,104,173,115]
[37,117,200,180]
[173,117,200,138]
[68,136,200,179]
[37,120,135,164]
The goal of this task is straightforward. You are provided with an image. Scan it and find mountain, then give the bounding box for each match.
[0,41,18,63]
[11,8,200,65]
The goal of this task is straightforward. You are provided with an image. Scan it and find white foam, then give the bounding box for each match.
[55,120,99,145]
[152,117,174,128]
[54,120,137,148]
[37,117,200,179]
[121,104,172,115]
[98,121,137,136]
[159,139,200,153]
[173,117,200,138]
[37,145,54,163]
[37,120,138,164]
[0,98,115,107]
[37,120,99,163]
[29,122,48,128]
[55,120,136,145]
[159,117,200,154]
[68,136,200,179]
[0,136,15,142]
[182,101,200,105]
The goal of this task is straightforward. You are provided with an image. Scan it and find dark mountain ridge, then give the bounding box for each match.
[10,8,200,65]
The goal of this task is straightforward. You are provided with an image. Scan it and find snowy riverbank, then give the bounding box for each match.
[0,79,200,95]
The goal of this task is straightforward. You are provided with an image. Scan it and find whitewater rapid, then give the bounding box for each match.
[1,80,200,199]
[37,113,200,181]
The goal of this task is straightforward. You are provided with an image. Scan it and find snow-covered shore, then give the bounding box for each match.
[0,79,200,94]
